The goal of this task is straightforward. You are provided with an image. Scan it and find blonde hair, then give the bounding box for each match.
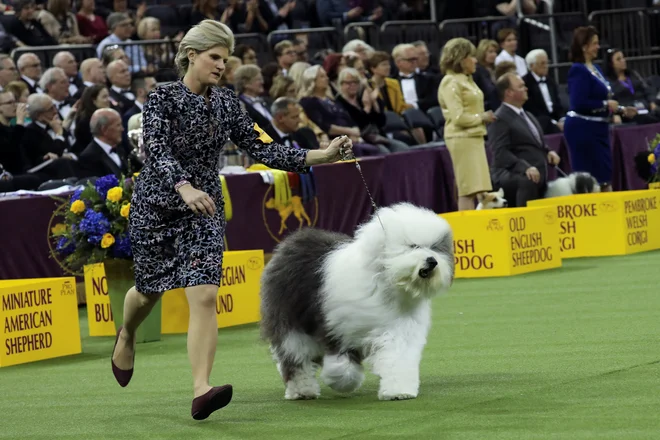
[233,64,262,94]
[392,43,415,60]
[137,17,160,40]
[296,65,323,99]
[288,61,310,85]
[175,19,235,77]
[476,39,498,66]
[440,38,476,74]
[337,67,360,85]
[269,74,295,99]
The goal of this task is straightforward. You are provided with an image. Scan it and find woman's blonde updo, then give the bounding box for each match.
[174,19,235,77]
[440,37,477,74]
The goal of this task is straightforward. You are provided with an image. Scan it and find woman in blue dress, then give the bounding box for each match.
[563,26,636,191]
[109,20,353,420]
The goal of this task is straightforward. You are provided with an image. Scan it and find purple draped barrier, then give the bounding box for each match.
[611,123,660,191]
[0,196,66,280]
[379,146,457,212]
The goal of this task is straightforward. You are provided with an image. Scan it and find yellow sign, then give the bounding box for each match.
[161,250,264,333]
[0,277,81,367]
[84,263,116,337]
[82,250,265,335]
[649,182,660,190]
[528,190,660,257]
[440,207,562,278]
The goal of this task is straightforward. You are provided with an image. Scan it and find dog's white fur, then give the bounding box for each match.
[263,203,455,401]
[545,172,601,198]
[476,188,508,210]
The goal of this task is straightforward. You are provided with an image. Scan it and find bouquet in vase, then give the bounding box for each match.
[50,174,134,273]
[634,133,660,186]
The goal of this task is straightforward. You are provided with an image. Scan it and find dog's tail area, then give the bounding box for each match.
[320,353,365,393]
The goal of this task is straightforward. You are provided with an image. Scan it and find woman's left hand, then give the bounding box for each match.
[323,135,354,162]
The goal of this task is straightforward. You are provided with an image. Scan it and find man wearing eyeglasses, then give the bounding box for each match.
[96,12,147,75]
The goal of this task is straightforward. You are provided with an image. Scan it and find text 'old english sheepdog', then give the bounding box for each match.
[259,202,455,401]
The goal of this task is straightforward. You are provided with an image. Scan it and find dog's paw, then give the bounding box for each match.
[378,391,417,401]
[285,390,320,400]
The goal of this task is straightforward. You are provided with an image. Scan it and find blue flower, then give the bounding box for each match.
[95,175,119,200]
[70,188,83,202]
[78,210,110,238]
[56,237,75,256]
[112,234,132,258]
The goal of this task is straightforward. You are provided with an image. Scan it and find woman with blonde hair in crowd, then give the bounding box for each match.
[110,20,353,420]
[4,81,31,125]
[438,37,496,211]
[473,39,500,111]
[269,74,296,99]
[136,17,179,75]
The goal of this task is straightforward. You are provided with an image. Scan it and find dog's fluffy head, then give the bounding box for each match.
[351,203,454,300]
[476,188,508,210]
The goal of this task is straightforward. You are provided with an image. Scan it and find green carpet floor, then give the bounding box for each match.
[2,252,659,440]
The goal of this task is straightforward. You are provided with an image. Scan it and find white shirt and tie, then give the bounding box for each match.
[530,71,553,114]
[503,102,542,145]
[398,72,419,109]
[94,136,122,168]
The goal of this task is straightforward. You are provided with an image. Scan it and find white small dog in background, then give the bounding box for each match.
[545,172,601,198]
[476,188,508,210]
[259,203,455,401]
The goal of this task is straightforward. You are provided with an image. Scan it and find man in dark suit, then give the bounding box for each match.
[265,97,319,150]
[522,49,564,135]
[78,108,129,178]
[106,60,135,114]
[489,73,561,208]
[391,43,438,112]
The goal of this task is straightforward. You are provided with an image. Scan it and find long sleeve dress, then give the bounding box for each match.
[129,80,309,295]
[563,63,612,186]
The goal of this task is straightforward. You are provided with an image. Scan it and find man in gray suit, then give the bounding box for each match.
[488,72,561,207]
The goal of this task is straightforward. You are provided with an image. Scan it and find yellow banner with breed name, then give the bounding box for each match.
[0,277,81,367]
[440,206,562,278]
[83,250,264,336]
[527,189,660,257]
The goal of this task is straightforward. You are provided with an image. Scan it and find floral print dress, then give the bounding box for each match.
[129,80,309,295]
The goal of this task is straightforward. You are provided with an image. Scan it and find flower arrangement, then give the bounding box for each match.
[49,174,134,273]
[634,133,660,185]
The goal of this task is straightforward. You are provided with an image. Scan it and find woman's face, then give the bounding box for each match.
[191,45,229,86]
[583,35,600,61]
[461,54,478,75]
[340,73,360,98]
[242,49,257,65]
[145,22,161,40]
[501,33,517,54]
[485,46,498,65]
[371,60,391,78]
[611,50,626,73]
[315,68,329,91]
[94,87,110,108]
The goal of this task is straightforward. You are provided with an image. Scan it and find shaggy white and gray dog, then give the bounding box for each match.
[544,172,601,198]
[259,203,455,401]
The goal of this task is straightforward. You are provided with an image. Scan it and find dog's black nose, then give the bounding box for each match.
[425,257,437,269]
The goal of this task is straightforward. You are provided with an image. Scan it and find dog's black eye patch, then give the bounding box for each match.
[409,244,420,249]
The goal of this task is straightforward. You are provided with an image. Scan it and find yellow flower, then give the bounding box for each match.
[51,223,66,235]
[120,203,130,218]
[106,187,123,203]
[70,200,85,214]
[101,233,115,249]
[648,153,656,165]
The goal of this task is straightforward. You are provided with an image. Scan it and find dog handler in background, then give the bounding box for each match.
[110,19,353,421]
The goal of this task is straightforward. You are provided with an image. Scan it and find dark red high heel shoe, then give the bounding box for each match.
[191,385,233,420]
[111,326,134,387]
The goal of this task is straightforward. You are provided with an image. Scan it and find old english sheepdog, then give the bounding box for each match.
[259,203,455,401]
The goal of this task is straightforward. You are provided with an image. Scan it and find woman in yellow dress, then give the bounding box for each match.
[438,38,497,211]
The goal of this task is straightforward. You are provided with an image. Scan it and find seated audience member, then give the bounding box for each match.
[73,84,111,155]
[21,94,78,180]
[274,40,297,76]
[38,0,92,44]
[335,67,410,152]
[605,48,660,125]
[495,60,517,80]
[219,56,242,91]
[494,28,528,77]
[269,74,296,99]
[473,39,500,111]
[298,65,381,155]
[234,64,273,129]
[78,108,129,177]
[122,76,156,126]
[16,53,43,94]
[392,43,438,112]
[40,67,75,121]
[8,0,59,47]
[76,0,109,43]
[342,40,375,61]
[265,97,318,150]
[97,13,147,75]
[0,93,40,191]
[106,60,135,114]
[4,81,31,125]
[73,58,106,100]
[0,55,19,92]
[53,51,84,98]
[234,44,259,66]
[135,17,172,76]
[523,49,565,134]
[292,38,308,62]
[412,40,441,78]
[488,73,561,208]
[101,45,131,68]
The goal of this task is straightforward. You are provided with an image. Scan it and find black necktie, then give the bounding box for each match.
[400,74,414,80]
[538,78,546,84]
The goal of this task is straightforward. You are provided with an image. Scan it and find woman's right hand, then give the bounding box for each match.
[177,184,216,217]
[607,100,619,113]
[481,110,496,123]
